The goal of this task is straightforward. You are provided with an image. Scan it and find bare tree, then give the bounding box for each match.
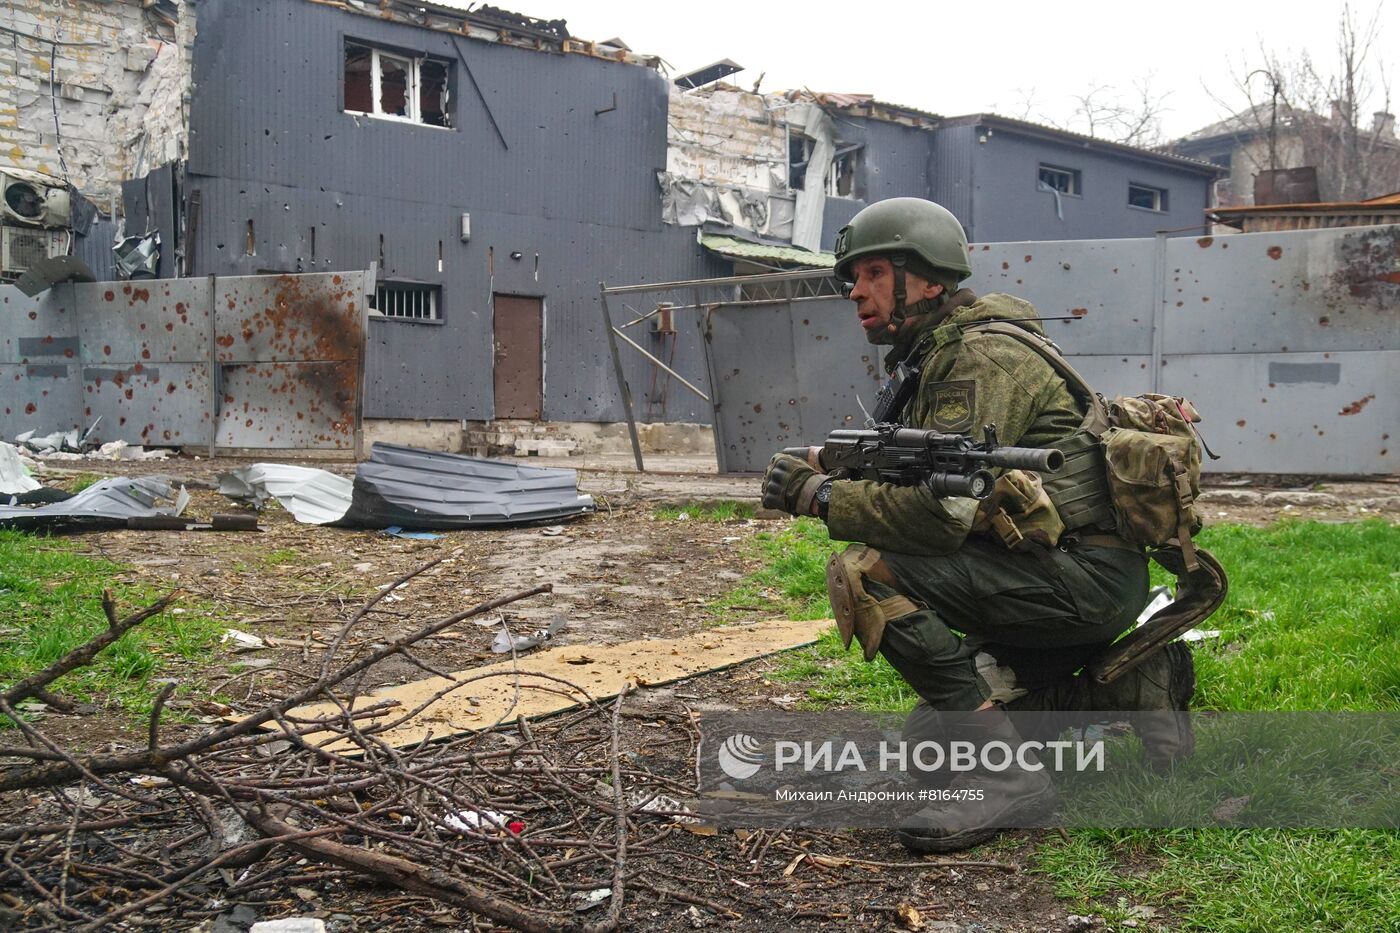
[1021,75,1172,148]
[1212,2,1399,201]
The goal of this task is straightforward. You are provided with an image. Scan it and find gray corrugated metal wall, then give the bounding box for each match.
[73,218,119,282]
[707,225,1398,475]
[120,164,179,279]
[182,0,723,424]
[817,116,934,251]
[929,124,978,239]
[970,129,1212,241]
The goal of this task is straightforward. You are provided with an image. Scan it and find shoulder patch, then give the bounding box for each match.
[928,380,976,432]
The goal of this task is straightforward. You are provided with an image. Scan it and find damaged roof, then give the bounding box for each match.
[309,0,660,68]
[939,113,1224,174]
[801,91,942,128]
[1208,188,1400,228]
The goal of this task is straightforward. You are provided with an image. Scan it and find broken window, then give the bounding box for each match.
[419,59,450,128]
[1128,183,1168,212]
[378,52,410,117]
[789,135,811,190]
[1037,164,1081,195]
[371,282,441,321]
[827,146,860,198]
[343,41,452,128]
[344,44,373,113]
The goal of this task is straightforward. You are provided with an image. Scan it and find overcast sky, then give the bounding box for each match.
[447,0,1396,141]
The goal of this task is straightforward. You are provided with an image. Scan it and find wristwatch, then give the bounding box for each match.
[813,480,833,520]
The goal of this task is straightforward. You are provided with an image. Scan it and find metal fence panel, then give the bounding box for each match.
[79,279,213,449]
[0,270,369,453]
[1163,226,1399,354]
[0,285,82,431]
[1162,351,1397,474]
[702,225,1398,476]
[707,297,882,473]
[966,238,1158,356]
[212,272,368,450]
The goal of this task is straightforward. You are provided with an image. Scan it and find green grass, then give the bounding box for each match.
[0,530,224,721]
[258,547,304,567]
[721,517,1400,931]
[651,499,757,523]
[67,472,103,493]
[707,517,839,623]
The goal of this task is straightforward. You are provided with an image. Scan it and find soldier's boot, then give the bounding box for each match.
[901,702,953,790]
[897,707,1057,854]
[1003,642,1196,771]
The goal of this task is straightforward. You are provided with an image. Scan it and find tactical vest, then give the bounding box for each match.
[963,322,1210,569]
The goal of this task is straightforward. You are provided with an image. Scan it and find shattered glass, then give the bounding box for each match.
[378,53,409,117]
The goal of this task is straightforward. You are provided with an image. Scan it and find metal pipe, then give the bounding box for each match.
[1149,232,1168,396]
[608,328,708,402]
[598,283,645,472]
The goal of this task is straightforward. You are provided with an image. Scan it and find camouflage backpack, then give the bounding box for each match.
[967,323,1213,571]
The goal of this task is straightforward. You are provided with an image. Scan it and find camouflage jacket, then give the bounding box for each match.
[826,292,1083,555]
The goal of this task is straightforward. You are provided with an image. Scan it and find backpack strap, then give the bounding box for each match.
[962,320,1116,533]
[961,321,1111,436]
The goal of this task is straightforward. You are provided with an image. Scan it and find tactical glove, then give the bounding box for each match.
[761,453,830,517]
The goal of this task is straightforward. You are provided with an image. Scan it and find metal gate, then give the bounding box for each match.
[610,224,1398,475]
[0,270,371,453]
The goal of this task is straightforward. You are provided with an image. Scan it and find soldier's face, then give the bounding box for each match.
[848,256,941,340]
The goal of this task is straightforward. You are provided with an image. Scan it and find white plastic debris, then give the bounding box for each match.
[491,615,566,654]
[574,888,612,911]
[0,442,40,495]
[221,629,267,652]
[249,920,326,933]
[441,809,522,834]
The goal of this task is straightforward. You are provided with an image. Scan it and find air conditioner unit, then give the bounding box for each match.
[1,170,71,228]
[1,225,69,280]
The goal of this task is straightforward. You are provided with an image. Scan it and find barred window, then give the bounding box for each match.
[371,282,441,321]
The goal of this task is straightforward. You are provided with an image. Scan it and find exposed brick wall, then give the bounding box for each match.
[1,0,193,206]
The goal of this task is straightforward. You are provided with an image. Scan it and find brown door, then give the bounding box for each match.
[492,294,543,419]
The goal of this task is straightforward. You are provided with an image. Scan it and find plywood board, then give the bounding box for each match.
[287,617,832,750]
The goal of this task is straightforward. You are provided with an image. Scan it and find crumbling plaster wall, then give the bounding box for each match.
[666,85,786,191]
[1,0,193,206]
[661,83,799,238]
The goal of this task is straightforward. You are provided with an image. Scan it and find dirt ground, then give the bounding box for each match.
[8,453,1400,932]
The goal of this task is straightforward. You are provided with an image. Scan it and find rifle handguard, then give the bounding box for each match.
[929,469,995,499]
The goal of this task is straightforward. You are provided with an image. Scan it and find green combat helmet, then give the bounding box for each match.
[833,197,972,283]
[833,198,973,337]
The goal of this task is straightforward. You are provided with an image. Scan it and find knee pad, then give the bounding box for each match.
[826,544,920,662]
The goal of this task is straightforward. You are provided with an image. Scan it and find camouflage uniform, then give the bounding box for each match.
[827,289,1149,711]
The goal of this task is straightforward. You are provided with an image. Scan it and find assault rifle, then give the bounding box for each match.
[784,424,1063,500]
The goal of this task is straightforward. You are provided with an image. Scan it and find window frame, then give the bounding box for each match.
[369,281,444,324]
[826,145,861,199]
[1037,163,1082,196]
[1127,182,1169,213]
[343,40,453,130]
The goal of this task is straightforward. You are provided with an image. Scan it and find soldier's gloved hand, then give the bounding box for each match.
[761,453,830,517]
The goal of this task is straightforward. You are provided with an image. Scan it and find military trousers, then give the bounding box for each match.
[869,535,1149,712]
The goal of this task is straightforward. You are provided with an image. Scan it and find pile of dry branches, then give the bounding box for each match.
[0,553,709,931]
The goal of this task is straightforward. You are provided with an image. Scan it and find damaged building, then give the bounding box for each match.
[3,0,1222,453]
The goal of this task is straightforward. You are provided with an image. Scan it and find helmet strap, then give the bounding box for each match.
[889,254,909,330]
